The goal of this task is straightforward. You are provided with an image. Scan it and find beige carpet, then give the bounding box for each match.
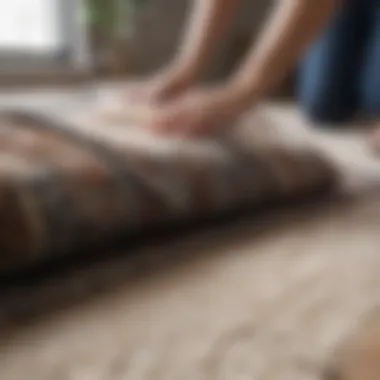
[1,101,380,380]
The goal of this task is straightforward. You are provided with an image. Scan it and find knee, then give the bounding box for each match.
[299,91,355,124]
[361,87,380,119]
[302,100,353,124]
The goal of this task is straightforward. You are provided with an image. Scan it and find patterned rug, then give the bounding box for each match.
[0,96,336,273]
[0,94,380,380]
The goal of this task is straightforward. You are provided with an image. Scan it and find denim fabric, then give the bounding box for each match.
[298,0,380,123]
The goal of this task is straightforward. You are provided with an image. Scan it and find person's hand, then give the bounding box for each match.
[123,66,196,105]
[147,85,252,138]
[100,67,196,124]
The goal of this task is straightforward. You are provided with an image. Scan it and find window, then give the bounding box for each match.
[0,0,62,52]
[0,0,90,74]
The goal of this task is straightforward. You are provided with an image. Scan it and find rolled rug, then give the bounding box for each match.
[0,107,338,274]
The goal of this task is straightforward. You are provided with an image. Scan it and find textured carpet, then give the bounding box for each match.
[1,97,380,380]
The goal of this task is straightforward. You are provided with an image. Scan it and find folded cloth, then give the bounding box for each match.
[0,108,337,273]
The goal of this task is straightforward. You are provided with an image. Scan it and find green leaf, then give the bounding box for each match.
[86,0,151,36]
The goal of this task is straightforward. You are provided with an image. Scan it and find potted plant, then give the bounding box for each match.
[86,0,148,75]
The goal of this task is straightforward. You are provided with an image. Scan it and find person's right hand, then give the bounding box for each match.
[123,67,195,105]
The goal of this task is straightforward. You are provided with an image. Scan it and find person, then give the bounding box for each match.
[125,0,380,140]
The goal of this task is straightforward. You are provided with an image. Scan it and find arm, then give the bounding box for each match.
[124,0,238,102]
[137,0,339,136]
[170,0,239,80]
[229,0,337,103]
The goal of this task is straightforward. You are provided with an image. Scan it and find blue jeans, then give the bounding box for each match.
[298,0,380,123]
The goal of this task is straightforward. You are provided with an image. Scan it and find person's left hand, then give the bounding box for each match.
[147,85,251,138]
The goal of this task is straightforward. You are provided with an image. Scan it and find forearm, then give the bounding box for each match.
[230,0,337,101]
[171,0,239,79]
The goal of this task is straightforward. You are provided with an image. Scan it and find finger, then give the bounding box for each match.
[125,104,157,125]
[183,120,218,139]
[124,87,150,103]
[148,107,180,133]
[149,120,174,134]
[101,103,157,126]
